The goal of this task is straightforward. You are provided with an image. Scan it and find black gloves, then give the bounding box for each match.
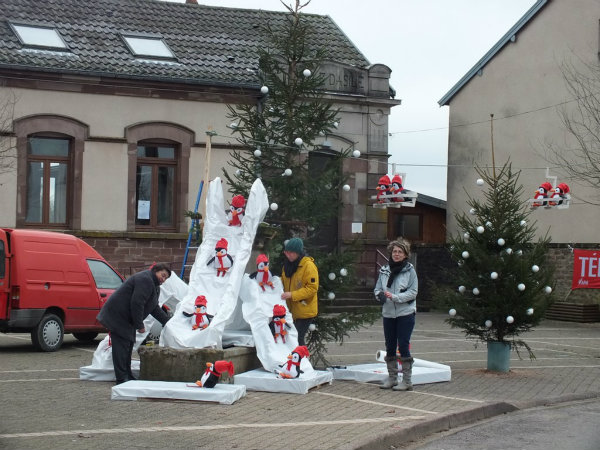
[376,291,387,304]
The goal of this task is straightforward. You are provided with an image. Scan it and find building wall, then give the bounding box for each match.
[446,0,599,243]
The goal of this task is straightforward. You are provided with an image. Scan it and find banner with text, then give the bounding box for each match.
[572,249,600,289]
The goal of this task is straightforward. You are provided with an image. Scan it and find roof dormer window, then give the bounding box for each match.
[121,34,175,59]
[10,23,68,50]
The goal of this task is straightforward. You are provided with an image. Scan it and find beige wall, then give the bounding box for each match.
[446,0,600,243]
[0,139,17,227]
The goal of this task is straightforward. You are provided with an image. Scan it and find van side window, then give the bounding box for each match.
[87,260,123,289]
[0,241,4,278]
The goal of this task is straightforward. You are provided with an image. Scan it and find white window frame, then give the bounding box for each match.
[121,34,175,59]
[10,23,68,50]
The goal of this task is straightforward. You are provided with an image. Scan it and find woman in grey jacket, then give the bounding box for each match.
[374,238,418,391]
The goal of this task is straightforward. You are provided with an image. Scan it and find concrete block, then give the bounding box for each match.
[138,345,262,383]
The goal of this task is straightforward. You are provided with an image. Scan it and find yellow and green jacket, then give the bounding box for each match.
[281,256,319,319]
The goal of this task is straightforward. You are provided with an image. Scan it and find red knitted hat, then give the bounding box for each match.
[215,238,228,250]
[231,195,246,208]
[293,345,310,359]
[256,254,269,265]
[214,360,234,376]
[378,175,391,186]
[273,304,287,317]
[194,295,207,307]
[391,174,403,186]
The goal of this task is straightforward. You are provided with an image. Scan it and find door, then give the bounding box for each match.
[86,259,124,326]
[0,230,9,320]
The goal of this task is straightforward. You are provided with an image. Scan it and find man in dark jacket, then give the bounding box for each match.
[97,263,171,384]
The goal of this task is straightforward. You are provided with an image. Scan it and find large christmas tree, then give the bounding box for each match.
[222,0,378,367]
[439,163,555,365]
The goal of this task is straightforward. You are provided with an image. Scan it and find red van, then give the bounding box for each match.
[0,228,124,351]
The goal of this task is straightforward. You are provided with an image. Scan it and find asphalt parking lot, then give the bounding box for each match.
[1,312,599,450]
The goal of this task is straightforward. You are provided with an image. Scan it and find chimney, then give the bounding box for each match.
[186,0,198,4]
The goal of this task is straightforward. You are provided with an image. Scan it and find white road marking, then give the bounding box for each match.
[315,391,438,414]
[0,416,428,439]
[407,391,485,403]
[0,378,79,383]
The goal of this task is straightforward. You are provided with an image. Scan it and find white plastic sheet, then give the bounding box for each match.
[234,368,333,394]
[111,380,246,404]
[160,178,268,349]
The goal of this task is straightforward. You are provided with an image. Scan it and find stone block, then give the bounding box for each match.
[138,346,262,383]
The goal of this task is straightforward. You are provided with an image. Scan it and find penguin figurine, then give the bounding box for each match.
[389,174,405,202]
[195,360,235,388]
[249,254,274,291]
[549,182,570,206]
[227,195,246,227]
[182,295,212,330]
[532,181,553,207]
[206,238,234,276]
[376,175,391,203]
[268,304,292,343]
[276,345,310,379]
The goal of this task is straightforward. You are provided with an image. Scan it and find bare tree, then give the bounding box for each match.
[544,59,600,204]
[0,91,17,177]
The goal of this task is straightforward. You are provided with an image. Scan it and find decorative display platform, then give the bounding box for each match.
[79,360,140,382]
[328,358,451,385]
[234,368,333,394]
[111,380,246,405]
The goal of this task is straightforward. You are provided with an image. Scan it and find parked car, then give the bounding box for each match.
[0,228,124,351]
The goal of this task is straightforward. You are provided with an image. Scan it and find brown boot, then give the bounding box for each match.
[393,357,413,391]
[380,356,398,389]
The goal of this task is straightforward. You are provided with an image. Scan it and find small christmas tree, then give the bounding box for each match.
[438,163,555,369]
[222,0,378,366]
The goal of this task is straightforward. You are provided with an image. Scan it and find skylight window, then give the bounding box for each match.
[122,35,175,59]
[10,24,68,49]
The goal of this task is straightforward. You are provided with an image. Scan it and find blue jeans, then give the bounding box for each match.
[383,313,415,358]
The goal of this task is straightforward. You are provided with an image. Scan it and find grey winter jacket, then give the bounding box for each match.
[374,262,418,318]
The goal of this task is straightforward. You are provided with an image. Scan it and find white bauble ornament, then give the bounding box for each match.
[469,208,476,215]
[327,292,335,300]
[526,308,534,315]
[458,285,466,293]
[462,251,469,259]
[235,169,241,176]
[449,308,457,316]
[485,320,493,328]
[303,69,311,77]
[497,238,505,246]
[506,316,515,324]
[490,272,498,280]
[328,272,336,280]
[531,265,539,273]
[485,221,493,228]
[464,232,470,239]
[270,203,278,211]
[339,268,348,276]
[333,121,339,128]
[516,250,523,256]
[229,122,238,129]
[472,287,480,295]
[283,168,292,176]
[544,286,552,294]
[476,178,484,186]
[520,220,527,226]
[517,283,526,291]
[308,323,316,331]
[505,248,513,255]
[254,149,262,157]
[260,85,269,94]
[352,149,361,158]
[342,184,350,192]
[294,137,303,146]
[477,226,485,234]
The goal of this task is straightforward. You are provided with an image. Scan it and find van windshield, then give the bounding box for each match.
[87,260,123,289]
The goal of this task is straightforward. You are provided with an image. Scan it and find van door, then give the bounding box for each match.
[86,259,124,324]
[0,230,9,320]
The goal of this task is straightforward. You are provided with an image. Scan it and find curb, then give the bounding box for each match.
[352,391,600,450]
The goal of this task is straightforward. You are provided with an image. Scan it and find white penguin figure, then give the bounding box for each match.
[276,346,309,379]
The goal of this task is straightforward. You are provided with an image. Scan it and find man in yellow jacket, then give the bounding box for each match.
[280,237,319,346]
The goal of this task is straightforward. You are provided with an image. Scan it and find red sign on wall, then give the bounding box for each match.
[572,249,600,289]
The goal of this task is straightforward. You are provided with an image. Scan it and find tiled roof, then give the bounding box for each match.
[0,0,370,88]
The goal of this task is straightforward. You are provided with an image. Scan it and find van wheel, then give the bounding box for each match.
[31,314,64,352]
[73,332,98,342]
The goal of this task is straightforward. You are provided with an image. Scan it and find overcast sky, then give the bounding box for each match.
[165,0,538,199]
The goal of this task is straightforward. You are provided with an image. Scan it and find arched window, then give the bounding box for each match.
[125,122,192,233]
[14,115,87,229]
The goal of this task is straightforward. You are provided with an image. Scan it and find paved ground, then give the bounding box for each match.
[1,312,599,450]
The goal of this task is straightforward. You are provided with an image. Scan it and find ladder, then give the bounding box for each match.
[180,181,204,279]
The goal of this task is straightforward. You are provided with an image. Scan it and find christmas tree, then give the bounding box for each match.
[222,0,379,366]
[438,163,555,365]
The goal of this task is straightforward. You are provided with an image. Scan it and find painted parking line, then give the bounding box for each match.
[0,378,79,383]
[0,416,428,439]
[315,391,438,414]
[0,368,77,374]
[407,391,485,403]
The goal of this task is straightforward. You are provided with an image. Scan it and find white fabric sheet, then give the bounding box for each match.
[160,178,268,349]
[234,368,333,394]
[111,380,246,404]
